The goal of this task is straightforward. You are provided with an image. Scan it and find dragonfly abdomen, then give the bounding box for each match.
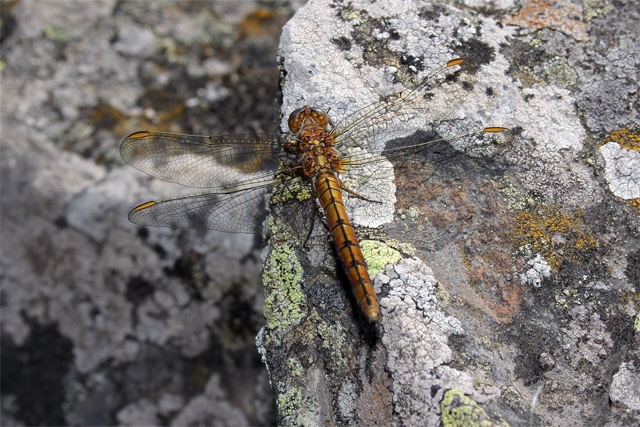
[314,171,380,322]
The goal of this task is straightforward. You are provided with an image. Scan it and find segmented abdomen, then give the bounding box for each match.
[314,171,380,322]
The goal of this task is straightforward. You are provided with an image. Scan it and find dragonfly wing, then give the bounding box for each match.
[331,59,470,152]
[120,131,286,188]
[373,126,514,164]
[340,127,515,225]
[128,180,274,233]
[344,127,514,183]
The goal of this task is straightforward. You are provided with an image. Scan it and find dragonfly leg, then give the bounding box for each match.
[340,181,383,205]
[302,191,318,249]
[341,186,367,200]
[326,110,336,131]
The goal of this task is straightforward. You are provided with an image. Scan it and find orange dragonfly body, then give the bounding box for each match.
[121,59,513,322]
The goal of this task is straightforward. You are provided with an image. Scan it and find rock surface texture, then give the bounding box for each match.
[259,0,640,426]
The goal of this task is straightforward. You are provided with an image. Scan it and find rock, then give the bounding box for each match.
[260,0,640,425]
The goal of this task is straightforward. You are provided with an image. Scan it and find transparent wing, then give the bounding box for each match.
[348,126,514,168]
[127,179,274,234]
[330,59,470,152]
[121,131,303,233]
[335,126,515,228]
[120,131,287,189]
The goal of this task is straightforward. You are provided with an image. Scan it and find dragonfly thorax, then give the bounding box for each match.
[298,131,342,177]
[299,144,342,177]
[291,107,342,178]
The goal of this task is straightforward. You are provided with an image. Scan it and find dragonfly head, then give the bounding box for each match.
[288,105,328,133]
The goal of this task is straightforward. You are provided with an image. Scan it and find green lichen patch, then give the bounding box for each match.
[267,215,297,243]
[360,240,402,277]
[395,208,426,231]
[270,174,312,205]
[385,238,417,257]
[441,389,510,427]
[263,243,307,344]
[277,386,302,418]
[583,0,614,22]
[288,358,304,377]
[434,283,451,308]
[497,177,544,211]
[527,56,578,89]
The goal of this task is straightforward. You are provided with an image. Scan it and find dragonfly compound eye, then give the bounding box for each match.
[288,107,307,132]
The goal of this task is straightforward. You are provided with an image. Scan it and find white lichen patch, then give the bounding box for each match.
[511,84,601,208]
[375,258,491,425]
[610,361,640,411]
[520,254,551,287]
[516,86,585,157]
[599,141,640,199]
[462,0,516,9]
[338,381,357,420]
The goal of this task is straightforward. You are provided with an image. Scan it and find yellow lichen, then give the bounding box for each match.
[626,198,640,213]
[600,127,640,152]
[508,205,597,271]
[277,386,302,417]
[288,358,304,377]
[262,243,307,345]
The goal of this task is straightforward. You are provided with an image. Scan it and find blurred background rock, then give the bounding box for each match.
[0,1,302,425]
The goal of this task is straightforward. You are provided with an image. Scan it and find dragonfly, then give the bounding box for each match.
[120,58,514,323]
